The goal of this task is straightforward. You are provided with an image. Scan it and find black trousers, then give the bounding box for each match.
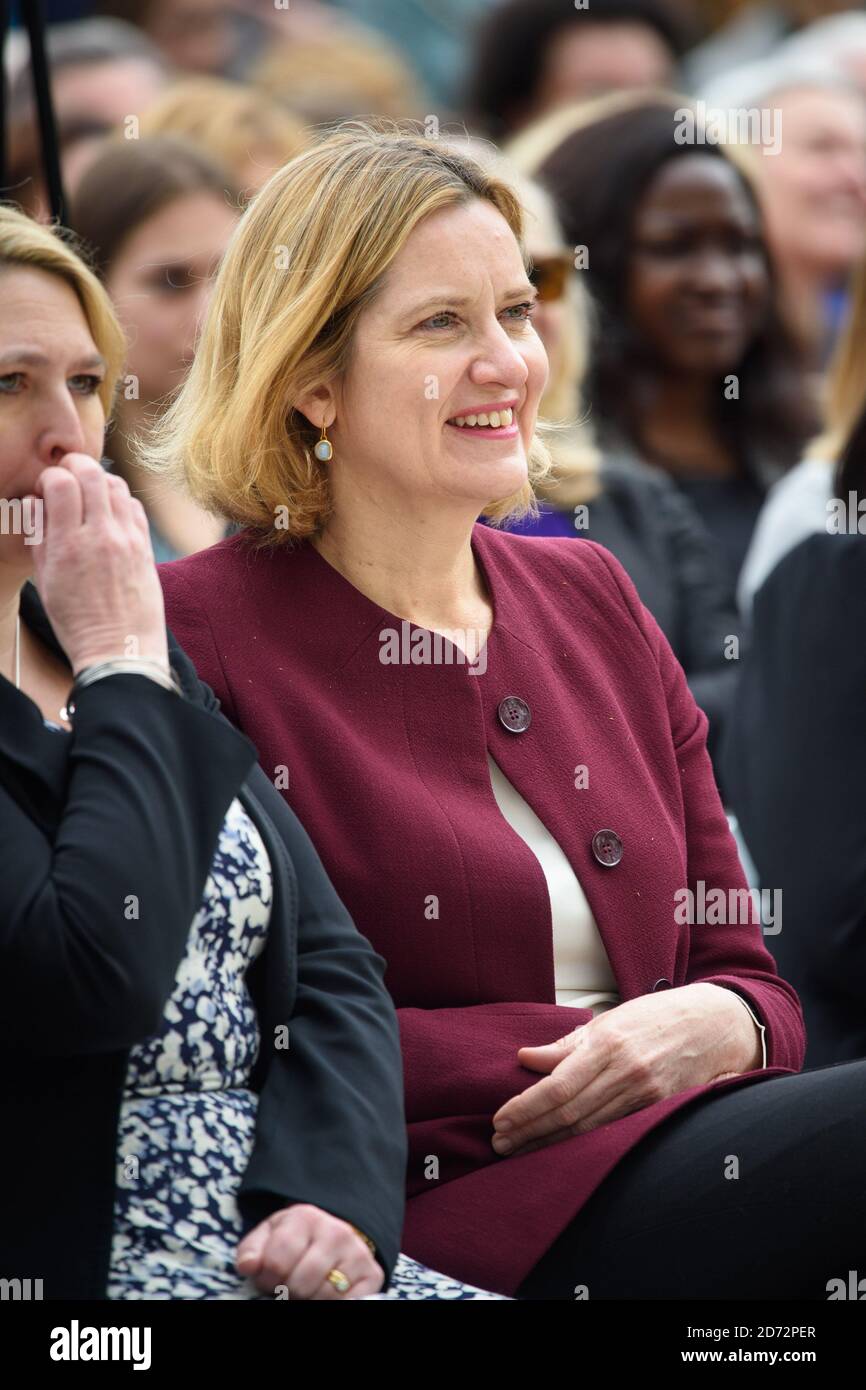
[515,1058,866,1300]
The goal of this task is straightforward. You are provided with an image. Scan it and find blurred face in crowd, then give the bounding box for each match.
[626,154,769,376]
[13,57,165,222]
[0,268,106,578]
[753,87,866,281]
[143,0,235,75]
[105,193,239,404]
[323,199,549,516]
[525,21,673,124]
[53,58,165,132]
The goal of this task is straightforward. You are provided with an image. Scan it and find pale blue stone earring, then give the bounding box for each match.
[314,423,333,462]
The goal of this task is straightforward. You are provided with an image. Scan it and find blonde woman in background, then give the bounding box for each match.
[139,75,310,206]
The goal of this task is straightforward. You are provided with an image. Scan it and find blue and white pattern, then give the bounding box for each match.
[104,792,504,1300]
[365,1255,510,1299]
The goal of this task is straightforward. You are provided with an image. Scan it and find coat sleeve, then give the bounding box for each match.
[0,674,257,1055]
[585,540,806,1073]
[228,772,407,1289]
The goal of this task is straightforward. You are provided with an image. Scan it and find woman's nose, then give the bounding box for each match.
[690,251,740,295]
[38,400,89,466]
[471,320,531,384]
[836,153,866,203]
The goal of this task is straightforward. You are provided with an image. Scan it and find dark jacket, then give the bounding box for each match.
[721,531,866,1068]
[0,581,407,1300]
[500,456,745,780]
[160,523,805,1298]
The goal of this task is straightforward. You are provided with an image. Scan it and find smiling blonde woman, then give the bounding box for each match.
[152,120,866,1301]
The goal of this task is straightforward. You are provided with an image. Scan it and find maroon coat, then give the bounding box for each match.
[159,524,806,1297]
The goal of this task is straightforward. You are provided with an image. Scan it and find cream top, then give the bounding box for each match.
[486,754,621,1016]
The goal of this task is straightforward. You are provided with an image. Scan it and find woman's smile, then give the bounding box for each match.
[445,399,520,439]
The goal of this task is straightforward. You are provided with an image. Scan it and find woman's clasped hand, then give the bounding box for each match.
[491,983,760,1156]
[235,1205,384,1300]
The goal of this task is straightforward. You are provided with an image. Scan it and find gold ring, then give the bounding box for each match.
[326,1268,351,1294]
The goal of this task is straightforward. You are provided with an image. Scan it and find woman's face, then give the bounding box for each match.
[106,191,239,404]
[0,267,106,578]
[328,198,549,516]
[756,87,866,281]
[626,155,770,376]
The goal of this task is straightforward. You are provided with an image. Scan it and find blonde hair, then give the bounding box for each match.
[252,29,421,124]
[0,201,126,418]
[807,254,866,462]
[139,76,309,201]
[139,119,553,545]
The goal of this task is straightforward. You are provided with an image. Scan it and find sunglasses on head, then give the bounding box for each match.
[528,254,572,302]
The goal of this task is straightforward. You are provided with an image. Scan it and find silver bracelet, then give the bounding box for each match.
[65,659,183,717]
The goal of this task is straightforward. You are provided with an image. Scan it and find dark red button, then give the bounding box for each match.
[498,696,531,733]
[592,829,623,867]
[652,977,673,991]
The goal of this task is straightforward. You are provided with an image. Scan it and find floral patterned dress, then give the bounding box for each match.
[37,754,507,1302]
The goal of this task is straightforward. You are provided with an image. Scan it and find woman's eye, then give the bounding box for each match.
[0,371,102,395]
[419,302,536,331]
[155,266,197,292]
[420,311,458,330]
[502,301,535,322]
[639,240,691,258]
[69,374,103,395]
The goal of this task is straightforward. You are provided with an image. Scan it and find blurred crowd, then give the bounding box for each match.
[5,0,866,1071]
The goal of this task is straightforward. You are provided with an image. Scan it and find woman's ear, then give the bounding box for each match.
[293,384,337,431]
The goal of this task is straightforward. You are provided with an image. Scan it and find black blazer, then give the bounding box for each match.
[721,532,866,1067]
[0,582,407,1299]
[586,457,745,756]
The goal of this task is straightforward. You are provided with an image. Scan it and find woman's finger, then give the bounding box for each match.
[493,1052,623,1150]
[298,1240,372,1301]
[38,465,84,533]
[105,472,133,527]
[250,1222,312,1293]
[60,454,111,524]
[128,494,152,541]
[493,1041,597,1134]
[503,1073,637,1154]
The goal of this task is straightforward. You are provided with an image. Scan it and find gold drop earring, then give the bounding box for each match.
[314,423,333,461]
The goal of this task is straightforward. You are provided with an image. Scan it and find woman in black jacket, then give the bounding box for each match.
[721,399,866,1069]
[0,205,496,1301]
